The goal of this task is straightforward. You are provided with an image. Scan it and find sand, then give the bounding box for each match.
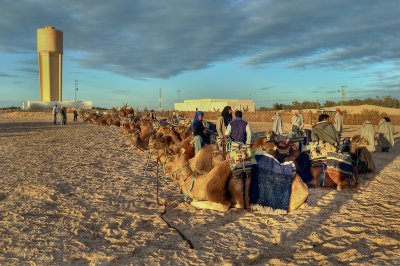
[0,113,399,265]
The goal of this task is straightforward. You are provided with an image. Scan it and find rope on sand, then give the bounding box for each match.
[147,157,194,249]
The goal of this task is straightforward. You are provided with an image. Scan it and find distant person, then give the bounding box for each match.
[192,111,206,154]
[225,110,251,145]
[149,110,157,120]
[272,111,283,135]
[171,110,179,125]
[334,108,344,137]
[52,104,58,124]
[61,107,67,125]
[73,109,78,122]
[291,110,302,135]
[298,110,304,129]
[378,113,394,152]
[216,106,232,150]
[312,114,340,146]
[360,121,376,152]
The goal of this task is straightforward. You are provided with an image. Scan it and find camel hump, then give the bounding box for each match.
[189,145,214,174]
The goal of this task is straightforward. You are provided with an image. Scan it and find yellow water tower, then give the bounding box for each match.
[37,26,63,102]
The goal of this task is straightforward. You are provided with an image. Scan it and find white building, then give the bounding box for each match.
[21,101,93,110]
[174,99,256,112]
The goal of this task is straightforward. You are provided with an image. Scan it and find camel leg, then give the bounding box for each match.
[191,200,230,212]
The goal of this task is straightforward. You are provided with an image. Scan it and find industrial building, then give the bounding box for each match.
[174,99,256,112]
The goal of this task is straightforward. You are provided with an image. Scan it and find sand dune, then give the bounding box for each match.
[0,116,399,264]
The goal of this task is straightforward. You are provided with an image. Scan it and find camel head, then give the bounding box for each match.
[161,149,191,184]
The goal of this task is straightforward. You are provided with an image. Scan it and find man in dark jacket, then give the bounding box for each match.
[312,114,340,146]
[225,110,251,144]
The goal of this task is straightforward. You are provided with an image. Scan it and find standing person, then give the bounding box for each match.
[61,107,67,125]
[291,111,302,135]
[378,113,394,152]
[360,121,376,152]
[225,110,251,145]
[298,110,305,129]
[149,110,157,120]
[216,106,232,150]
[52,104,58,125]
[192,111,206,154]
[73,109,78,122]
[272,111,283,135]
[311,114,340,146]
[334,108,344,138]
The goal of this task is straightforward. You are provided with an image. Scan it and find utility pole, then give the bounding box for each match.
[159,88,162,111]
[338,85,347,106]
[74,80,79,102]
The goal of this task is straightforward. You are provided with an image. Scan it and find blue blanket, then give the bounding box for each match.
[250,153,295,211]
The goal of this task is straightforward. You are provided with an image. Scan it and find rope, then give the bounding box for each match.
[155,158,194,249]
[183,175,195,202]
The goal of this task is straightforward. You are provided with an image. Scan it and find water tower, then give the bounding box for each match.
[37,26,63,102]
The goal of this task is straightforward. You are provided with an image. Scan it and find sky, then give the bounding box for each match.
[0,0,399,109]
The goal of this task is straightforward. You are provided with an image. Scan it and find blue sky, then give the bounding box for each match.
[0,0,399,108]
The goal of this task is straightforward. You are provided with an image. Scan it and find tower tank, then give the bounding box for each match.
[37,26,63,102]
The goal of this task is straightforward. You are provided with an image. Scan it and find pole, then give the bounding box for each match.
[339,85,347,106]
[74,80,78,102]
[159,88,162,111]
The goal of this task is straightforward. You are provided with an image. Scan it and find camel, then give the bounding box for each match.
[162,149,233,212]
[162,144,308,212]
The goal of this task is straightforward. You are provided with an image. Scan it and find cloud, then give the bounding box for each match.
[259,86,273,91]
[0,71,15,78]
[0,1,399,78]
[111,89,130,94]
[17,67,37,73]
[13,81,24,84]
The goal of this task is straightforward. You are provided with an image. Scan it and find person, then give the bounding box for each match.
[378,113,394,152]
[272,111,283,135]
[225,110,251,145]
[311,114,340,146]
[73,109,78,122]
[216,106,232,150]
[334,108,344,137]
[171,110,179,125]
[360,120,376,152]
[149,110,157,120]
[298,110,304,129]
[192,111,206,154]
[291,111,302,134]
[61,107,67,125]
[52,104,58,124]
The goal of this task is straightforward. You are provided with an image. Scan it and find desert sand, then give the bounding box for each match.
[0,112,399,265]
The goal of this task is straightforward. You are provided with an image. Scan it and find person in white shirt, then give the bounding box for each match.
[52,105,58,125]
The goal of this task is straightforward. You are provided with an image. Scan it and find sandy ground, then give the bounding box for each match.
[0,114,399,265]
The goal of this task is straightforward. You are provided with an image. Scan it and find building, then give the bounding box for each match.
[21,26,92,110]
[37,26,63,102]
[174,99,256,112]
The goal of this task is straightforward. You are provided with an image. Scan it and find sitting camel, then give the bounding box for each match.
[162,145,308,212]
[162,146,233,212]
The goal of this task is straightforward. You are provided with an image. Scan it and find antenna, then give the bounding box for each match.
[338,85,347,106]
[159,88,162,111]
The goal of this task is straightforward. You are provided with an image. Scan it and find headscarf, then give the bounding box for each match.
[192,111,204,130]
[221,106,232,127]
